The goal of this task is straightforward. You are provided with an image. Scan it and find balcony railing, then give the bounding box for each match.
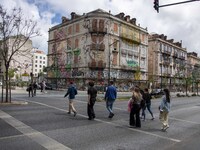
[173,53,178,58]
[179,56,186,60]
[90,43,105,51]
[88,60,106,69]
[89,27,107,34]
[162,50,171,55]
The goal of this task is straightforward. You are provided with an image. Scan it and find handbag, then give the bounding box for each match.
[26,87,30,92]
[127,99,133,112]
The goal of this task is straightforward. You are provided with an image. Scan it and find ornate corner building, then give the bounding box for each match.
[47,9,148,89]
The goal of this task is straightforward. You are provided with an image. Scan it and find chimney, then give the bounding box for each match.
[62,16,70,23]
[167,39,174,43]
[71,12,76,20]
[130,18,136,25]
[125,15,130,22]
[119,12,125,19]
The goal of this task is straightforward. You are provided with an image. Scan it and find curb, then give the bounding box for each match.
[0,101,28,105]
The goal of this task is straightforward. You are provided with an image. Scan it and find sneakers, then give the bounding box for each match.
[74,112,77,117]
[151,117,155,120]
[88,117,94,120]
[108,113,114,118]
[162,125,169,131]
[67,112,71,114]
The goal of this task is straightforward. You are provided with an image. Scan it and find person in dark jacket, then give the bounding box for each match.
[104,81,117,118]
[87,81,97,120]
[28,83,33,97]
[64,82,77,117]
[33,82,37,96]
[142,88,154,120]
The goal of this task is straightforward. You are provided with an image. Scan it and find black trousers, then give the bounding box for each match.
[33,88,36,96]
[87,101,95,119]
[29,89,33,97]
[130,104,141,127]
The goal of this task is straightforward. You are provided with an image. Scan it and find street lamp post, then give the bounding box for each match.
[160,48,163,90]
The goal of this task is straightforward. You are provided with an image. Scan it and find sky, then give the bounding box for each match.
[1,0,200,55]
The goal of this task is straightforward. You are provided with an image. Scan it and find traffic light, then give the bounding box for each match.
[154,0,159,13]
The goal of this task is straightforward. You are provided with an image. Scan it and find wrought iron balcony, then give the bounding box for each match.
[88,60,106,69]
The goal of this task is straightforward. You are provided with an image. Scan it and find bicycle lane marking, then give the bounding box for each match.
[0,110,72,150]
[18,98,181,143]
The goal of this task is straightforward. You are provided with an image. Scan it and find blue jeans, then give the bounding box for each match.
[106,100,115,114]
[146,103,154,118]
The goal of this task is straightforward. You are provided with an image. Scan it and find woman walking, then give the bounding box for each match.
[129,87,142,128]
[159,88,171,131]
[143,88,154,120]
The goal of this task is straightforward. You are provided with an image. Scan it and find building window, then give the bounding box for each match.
[114,23,118,33]
[35,60,37,63]
[40,65,42,68]
[40,56,42,59]
[92,19,97,30]
[43,57,45,60]
[75,39,79,48]
[35,69,37,72]
[68,26,72,35]
[76,24,79,33]
[35,56,38,59]
[35,65,37,67]
[43,61,45,64]
[40,61,42,63]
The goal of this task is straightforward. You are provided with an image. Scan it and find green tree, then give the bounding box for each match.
[0,5,40,102]
[8,68,15,80]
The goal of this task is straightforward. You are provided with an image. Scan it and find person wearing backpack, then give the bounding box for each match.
[159,88,171,131]
[64,81,78,117]
[87,81,97,120]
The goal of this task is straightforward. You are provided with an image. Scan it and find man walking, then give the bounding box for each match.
[104,81,117,118]
[87,81,97,120]
[64,81,77,117]
[33,81,37,96]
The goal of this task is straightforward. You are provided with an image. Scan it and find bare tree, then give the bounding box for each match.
[0,5,40,102]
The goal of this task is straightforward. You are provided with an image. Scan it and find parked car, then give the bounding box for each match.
[45,83,56,90]
[0,82,2,86]
[150,89,164,96]
[36,83,56,90]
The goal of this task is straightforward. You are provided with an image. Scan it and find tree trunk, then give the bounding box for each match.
[5,67,9,103]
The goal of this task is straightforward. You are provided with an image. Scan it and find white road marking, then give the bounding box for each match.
[0,134,25,140]
[0,110,72,150]
[19,99,181,143]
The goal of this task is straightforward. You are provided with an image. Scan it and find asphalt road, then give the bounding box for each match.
[0,90,200,150]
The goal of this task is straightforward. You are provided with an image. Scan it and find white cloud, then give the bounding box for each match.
[1,0,200,55]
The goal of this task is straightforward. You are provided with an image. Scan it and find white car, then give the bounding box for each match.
[0,82,2,86]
